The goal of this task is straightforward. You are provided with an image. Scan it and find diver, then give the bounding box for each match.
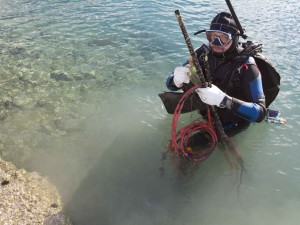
[166,12,268,133]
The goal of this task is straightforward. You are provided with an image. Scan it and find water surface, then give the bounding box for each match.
[1,0,300,224]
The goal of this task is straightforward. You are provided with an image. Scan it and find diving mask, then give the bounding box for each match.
[206,30,232,46]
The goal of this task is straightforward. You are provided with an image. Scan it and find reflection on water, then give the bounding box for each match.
[1,0,300,224]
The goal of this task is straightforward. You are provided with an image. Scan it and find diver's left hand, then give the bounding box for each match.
[196,84,226,107]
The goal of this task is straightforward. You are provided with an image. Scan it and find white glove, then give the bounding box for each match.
[173,66,191,88]
[196,84,226,107]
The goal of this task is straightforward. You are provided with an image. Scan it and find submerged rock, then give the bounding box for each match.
[44,212,73,225]
[0,158,73,225]
[9,47,26,55]
[0,110,8,121]
[50,72,73,81]
[73,72,96,81]
[87,38,117,47]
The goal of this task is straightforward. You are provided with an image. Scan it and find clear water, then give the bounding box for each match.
[1,0,300,224]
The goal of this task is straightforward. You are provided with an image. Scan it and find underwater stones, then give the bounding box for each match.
[87,39,117,47]
[37,124,67,137]
[18,73,39,86]
[50,72,73,81]
[50,71,97,82]
[73,72,96,81]
[43,211,73,225]
[9,46,26,55]
[0,99,22,122]
[0,110,8,121]
[53,117,81,132]
[35,100,48,108]
[0,158,72,224]
[3,100,22,110]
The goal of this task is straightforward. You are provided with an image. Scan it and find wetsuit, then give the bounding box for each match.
[166,44,267,131]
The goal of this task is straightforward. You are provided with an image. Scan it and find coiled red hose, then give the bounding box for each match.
[170,84,218,163]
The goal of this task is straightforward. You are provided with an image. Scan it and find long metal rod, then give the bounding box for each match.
[225,0,247,39]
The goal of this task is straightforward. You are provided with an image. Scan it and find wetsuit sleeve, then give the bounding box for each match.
[166,75,180,91]
[166,60,190,91]
[226,57,266,122]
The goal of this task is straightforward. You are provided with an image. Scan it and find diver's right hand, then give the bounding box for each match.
[173,66,191,88]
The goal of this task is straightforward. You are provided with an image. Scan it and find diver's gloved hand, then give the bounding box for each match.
[173,66,191,88]
[196,84,227,107]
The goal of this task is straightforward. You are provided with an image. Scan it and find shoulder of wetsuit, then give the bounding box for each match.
[234,41,281,108]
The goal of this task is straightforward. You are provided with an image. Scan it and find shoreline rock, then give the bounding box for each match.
[0,157,72,225]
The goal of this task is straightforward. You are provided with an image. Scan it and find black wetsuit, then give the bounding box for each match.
[166,44,267,131]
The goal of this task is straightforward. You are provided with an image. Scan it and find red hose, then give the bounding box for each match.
[170,84,218,163]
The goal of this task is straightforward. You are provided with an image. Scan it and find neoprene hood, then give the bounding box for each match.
[210,12,239,35]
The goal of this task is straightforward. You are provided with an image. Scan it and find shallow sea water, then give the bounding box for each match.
[1,0,300,224]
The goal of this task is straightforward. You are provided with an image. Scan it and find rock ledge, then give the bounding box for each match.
[0,158,72,225]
